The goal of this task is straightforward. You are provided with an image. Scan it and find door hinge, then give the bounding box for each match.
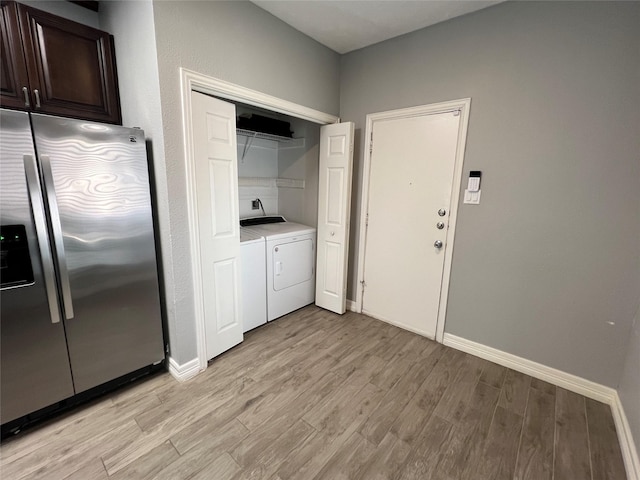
[365,213,369,227]
[369,131,374,154]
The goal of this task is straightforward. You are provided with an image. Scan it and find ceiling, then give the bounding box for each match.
[251,0,504,54]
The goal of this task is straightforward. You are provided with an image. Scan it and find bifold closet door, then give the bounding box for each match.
[315,122,354,314]
[191,91,243,360]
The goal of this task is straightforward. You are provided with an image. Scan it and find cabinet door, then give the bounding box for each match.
[0,1,30,109]
[191,91,243,361]
[18,4,121,124]
[315,122,354,314]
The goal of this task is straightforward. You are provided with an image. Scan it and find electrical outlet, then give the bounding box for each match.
[251,199,260,210]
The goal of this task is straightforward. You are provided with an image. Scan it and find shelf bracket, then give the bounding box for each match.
[240,133,255,162]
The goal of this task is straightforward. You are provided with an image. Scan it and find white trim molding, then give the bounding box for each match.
[443,333,639,479]
[180,68,339,373]
[356,99,471,344]
[443,333,615,402]
[611,392,640,480]
[181,68,339,126]
[346,299,358,312]
[167,356,201,382]
[180,71,208,375]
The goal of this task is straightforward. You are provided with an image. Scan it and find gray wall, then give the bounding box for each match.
[98,1,174,360]
[618,303,640,459]
[150,0,340,364]
[340,1,640,386]
[278,119,321,228]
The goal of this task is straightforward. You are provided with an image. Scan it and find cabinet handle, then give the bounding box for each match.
[34,89,41,108]
[22,86,30,107]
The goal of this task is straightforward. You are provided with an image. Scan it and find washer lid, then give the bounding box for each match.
[247,222,316,240]
[240,227,264,244]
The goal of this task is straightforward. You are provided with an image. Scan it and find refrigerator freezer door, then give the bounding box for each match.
[0,109,75,423]
[31,114,164,393]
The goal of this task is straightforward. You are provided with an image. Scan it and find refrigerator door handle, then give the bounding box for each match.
[23,154,61,324]
[40,154,74,320]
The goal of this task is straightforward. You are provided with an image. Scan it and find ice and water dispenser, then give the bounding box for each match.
[0,225,34,288]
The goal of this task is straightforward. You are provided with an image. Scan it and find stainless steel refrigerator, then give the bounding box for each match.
[0,109,165,425]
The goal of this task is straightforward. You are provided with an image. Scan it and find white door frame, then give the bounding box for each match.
[355,98,471,344]
[179,68,340,373]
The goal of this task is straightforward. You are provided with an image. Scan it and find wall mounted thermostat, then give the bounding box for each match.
[464,170,482,204]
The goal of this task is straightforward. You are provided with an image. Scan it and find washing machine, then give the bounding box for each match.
[240,217,316,321]
[240,227,267,332]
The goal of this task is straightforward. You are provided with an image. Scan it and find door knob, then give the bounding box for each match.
[436,222,445,230]
[438,208,446,217]
[434,240,443,248]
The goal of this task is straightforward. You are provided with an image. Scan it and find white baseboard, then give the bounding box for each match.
[346,299,358,312]
[167,356,201,382]
[442,333,639,479]
[442,333,615,402]
[611,392,640,480]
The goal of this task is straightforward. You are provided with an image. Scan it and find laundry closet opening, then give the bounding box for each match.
[231,101,322,228]
[230,100,322,332]
[228,99,354,330]
[182,70,352,368]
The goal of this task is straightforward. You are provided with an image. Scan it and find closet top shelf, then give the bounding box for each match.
[237,128,301,144]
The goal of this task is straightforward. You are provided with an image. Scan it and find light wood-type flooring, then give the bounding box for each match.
[0,306,628,480]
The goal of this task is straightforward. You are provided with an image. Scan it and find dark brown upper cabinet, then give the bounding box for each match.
[1,1,29,109]
[0,1,121,124]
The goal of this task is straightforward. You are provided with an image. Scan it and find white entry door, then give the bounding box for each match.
[362,111,462,338]
[191,91,243,360]
[315,122,355,314]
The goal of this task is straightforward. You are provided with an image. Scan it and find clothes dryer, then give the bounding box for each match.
[241,218,316,321]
